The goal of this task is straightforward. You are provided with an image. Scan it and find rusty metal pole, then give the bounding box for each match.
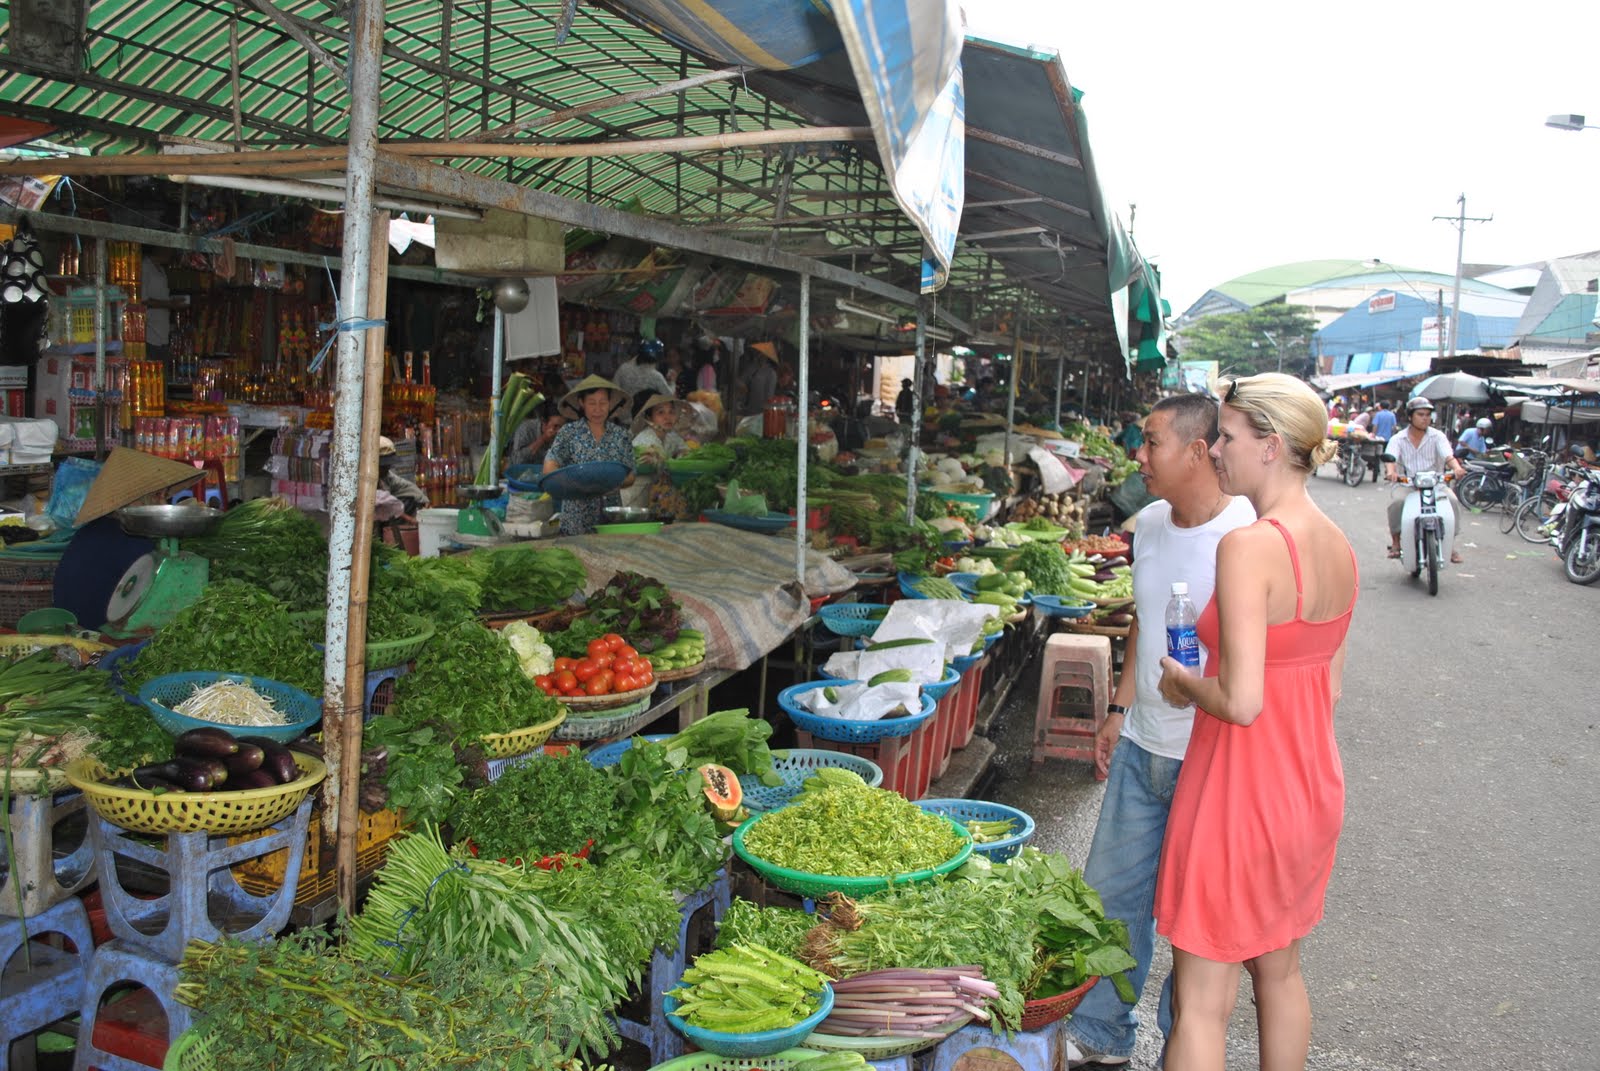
[324,0,385,911]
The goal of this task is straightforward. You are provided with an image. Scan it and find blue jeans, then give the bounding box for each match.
[1065,739,1182,1058]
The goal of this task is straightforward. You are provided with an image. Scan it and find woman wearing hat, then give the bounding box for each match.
[542,375,636,535]
[735,341,780,417]
[625,393,691,515]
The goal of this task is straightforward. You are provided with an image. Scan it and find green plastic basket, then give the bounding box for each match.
[801,1018,969,1060]
[732,812,973,898]
[646,1048,840,1071]
[294,611,435,670]
[162,1028,214,1071]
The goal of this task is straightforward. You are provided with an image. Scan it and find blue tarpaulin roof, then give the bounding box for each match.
[1315,290,1519,356]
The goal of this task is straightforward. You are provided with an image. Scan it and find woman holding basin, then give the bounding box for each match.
[621,393,690,514]
[542,375,635,536]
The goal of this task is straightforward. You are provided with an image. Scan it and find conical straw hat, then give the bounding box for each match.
[75,447,207,525]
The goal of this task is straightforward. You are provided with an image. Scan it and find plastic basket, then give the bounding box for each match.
[1031,594,1097,619]
[915,798,1036,862]
[478,708,568,758]
[296,611,436,670]
[663,984,833,1058]
[816,602,888,638]
[137,672,323,743]
[732,811,973,898]
[946,571,982,596]
[801,1019,969,1059]
[644,1047,845,1071]
[928,488,995,515]
[818,661,959,703]
[552,695,655,742]
[538,460,630,497]
[740,750,883,812]
[777,680,936,744]
[951,650,985,674]
[1019,975,1099,1031]
[702,509,796,533]
[228,805,404,906]
[64,754,327,835]
[584,733,672,768]
[162,1027,213,1071]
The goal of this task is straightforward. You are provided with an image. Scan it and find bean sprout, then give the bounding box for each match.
[174,680,288,726]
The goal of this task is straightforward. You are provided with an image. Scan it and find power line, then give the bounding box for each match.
[1433,193,1493,357]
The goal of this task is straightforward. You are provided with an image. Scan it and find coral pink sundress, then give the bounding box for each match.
[1155,519,1357,962]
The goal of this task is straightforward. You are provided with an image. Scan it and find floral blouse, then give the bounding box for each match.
[546,419,634,535]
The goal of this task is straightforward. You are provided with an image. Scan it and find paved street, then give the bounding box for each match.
[987,472,1599,1070]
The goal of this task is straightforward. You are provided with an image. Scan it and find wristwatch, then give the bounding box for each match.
[1106,703,1128,716]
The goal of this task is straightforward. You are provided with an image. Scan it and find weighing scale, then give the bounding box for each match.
[456,484,505,540]
[103,505,224,638]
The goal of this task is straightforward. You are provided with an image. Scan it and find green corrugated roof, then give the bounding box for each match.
[1213,260,1422,306]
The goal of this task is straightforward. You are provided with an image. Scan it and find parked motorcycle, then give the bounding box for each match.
[1385,454,1454,596]
[1553,466,1600,585]
[1456,445,1546,512]
[1336,436,1381,486]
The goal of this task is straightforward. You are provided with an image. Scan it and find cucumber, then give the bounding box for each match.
[865,636,934,651]
[822,686,841,703]
[867,668,913,686]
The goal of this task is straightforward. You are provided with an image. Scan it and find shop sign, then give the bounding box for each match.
[1367,293,1396,314]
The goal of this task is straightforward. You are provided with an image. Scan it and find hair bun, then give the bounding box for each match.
[1310,439,1341,467]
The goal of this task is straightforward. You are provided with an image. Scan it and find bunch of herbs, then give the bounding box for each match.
[453,749,612,861]
[184,497,329,612]
[595,739,729,893]
[123,580,321,695]
[715,898,817,958]
[741,781,965,876]
[370,546,484,628]
[585,570,683,651]
[547,614,609,659]
[658,707,781,784]
[476,545,586,613]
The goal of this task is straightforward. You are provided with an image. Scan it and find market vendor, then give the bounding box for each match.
[507,411,565,468]
[543,375,636,535]
[735,341,780,416]
[377,436,429,515]
[624,393,691,514]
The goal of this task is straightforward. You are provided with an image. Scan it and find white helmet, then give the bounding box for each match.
[1475,418,1492,431]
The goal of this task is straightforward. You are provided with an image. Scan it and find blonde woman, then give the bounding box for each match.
[1154,373,1358,1071]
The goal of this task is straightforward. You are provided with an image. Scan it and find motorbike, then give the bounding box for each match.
[1336,435,1382,486]
[1553,466,1600,585]
[1455,444,1547,512]
[1385,455,1453,596]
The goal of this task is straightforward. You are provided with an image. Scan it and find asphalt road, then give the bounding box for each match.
[985,471,1599,1070]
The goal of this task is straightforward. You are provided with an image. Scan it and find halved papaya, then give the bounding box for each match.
[698,762,743,822]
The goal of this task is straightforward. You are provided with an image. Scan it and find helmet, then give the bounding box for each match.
[1475,417,1492,431]
[1406,397,1435,413]
[636,338,666,362]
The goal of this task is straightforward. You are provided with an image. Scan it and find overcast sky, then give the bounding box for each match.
[962,0,1600,315]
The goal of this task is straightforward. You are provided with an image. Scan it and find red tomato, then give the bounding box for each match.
[601,633,626,652]
[553,657,575,674]
[534,674,554,691]
[586,638,611,660]
[572,659,599,683]
[553,669,578,693]
[617,644,638,660]
[584,676,609,696]
[596,670,615,693]
[595,653,615,670]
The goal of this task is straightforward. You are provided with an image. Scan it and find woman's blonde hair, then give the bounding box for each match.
[1216,372,1338,472]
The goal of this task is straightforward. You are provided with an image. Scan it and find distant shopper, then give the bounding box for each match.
[895,378,916,423]
[614,338,673,410]
[736,341,780,416]
[377,436,428,515]
[1369,400,1397,441]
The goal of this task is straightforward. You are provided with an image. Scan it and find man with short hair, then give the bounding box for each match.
[1064,393,1256,1069]
[1370,399,1397,441]
[1385,398,1465,562]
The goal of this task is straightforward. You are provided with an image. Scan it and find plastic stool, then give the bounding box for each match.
[364,663,410,719]
[3,790,95,918]
[73,940,191,1071]
[927,1018,1073,1070]
[615,869,731,1066]
[1032,634,1111,776]
[1,897,94,1071]
[89,798,313,963]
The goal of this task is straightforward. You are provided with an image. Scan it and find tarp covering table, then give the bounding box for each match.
[553,523,857,672]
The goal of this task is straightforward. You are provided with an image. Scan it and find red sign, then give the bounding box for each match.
[1368,293,1396,314]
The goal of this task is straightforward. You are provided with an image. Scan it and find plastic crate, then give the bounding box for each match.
[740,750,883,812]
[915,798,1036,861]
[228,804,404,909]
[777,681,936,744]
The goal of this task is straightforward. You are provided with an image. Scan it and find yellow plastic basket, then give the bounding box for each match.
[478,709,567,759]
[63,755,327,835]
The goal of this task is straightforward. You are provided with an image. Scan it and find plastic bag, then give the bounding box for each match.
[45,456,102,530]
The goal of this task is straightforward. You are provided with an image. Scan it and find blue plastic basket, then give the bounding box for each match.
[663,983,833,1057]
[1031,594,1097,619]
[896,571,928,600]
[777,680,936,744]
[946,571,982,596]
[504,463,545,493]
[702,509,796,533]
[96,640,149,703]
[818,661,959,703]
[583,734,672,768]
[537,461,631,498]
[915,798,1036,861]
[137,672,323,743]
[951,650,985,674]
[816,602,889,638]
[741,750,884,812]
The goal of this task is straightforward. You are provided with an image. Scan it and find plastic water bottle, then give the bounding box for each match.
[1165,582,1201,668]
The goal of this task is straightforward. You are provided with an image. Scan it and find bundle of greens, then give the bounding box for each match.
[183,497,329,612]
[370,547,484,628]
[585,571,682,651]
[657,707,781,784]
[368,621,565,826]
[291,591,422,647]
[546,615,609,660]
[800,881,1036,1030]
[123,581,322,695]
[595,738,729,893]
[741,781,965,877]
[957,848,1137,1002]
[1,653,126,775]
[476,372,544,485]
[475,545,586,613]
[678,442,736,465]
[453,749,612,862]
[715,898,818,958]
[1014,540,1075,597]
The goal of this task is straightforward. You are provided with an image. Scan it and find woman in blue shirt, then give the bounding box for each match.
[543,375,636,535]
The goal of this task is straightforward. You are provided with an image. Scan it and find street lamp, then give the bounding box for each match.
[1261,331,1283,373]
[1545,113,1599,131]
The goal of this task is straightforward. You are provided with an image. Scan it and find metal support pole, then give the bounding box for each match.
[795,274,810,584]
[1003,311,1021,470]
[93,238,107,460]
[1054,356,1065,427]
[488,305,504,479]
[323,0,385,912]
[905,297,927,525]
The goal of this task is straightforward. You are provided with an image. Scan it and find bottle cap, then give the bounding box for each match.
[1170,581,1189,595]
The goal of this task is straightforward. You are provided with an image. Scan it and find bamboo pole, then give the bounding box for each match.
[463,66,752,142]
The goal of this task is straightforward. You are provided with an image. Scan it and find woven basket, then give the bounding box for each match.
[644,1048,853,1071]
[740,750,883,813]
[0,580,55,631]
[296,611,436,670]
[653,659,706,683]
[732,812,973,898]
[915,798,1036,861]
[478,709,567,759]
[64,755,326,835]
[816,602,888,638]
[137,672,323,743]
[582,733,671,767]
[558,679,657,711]
[800,1017,969,1060]
[0,766,70,795]
[1019,975,1099,1031]
[162,1028,214,1071]
[552,695,655,742]
[776,681,936,744]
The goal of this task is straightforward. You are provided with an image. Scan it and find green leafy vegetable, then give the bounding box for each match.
[123,581,322,695]
[1015,540,1075,597]
[454,750,612,862]
[475,545,586,613]
[370,547,484,628]
[546,615,609,659]
[595,739,729,893]
[585,570,683,651]
[742,781,965,877]
[658,707,781,784]
[184,497,329,612]
[715,898,817,957]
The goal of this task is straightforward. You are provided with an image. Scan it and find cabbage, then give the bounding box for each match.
[501,621,555,678]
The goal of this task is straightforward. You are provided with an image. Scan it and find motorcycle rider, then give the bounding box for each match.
[1456,417,1493,459]
[1385,398,1466,562]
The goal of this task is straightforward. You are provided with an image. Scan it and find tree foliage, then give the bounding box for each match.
[1175,303,1320,378]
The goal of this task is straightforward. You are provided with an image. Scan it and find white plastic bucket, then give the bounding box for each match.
[417,508,460,558]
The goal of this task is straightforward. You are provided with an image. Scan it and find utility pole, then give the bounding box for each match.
[1433,194,1492,358]
[1435,290,1446,362]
